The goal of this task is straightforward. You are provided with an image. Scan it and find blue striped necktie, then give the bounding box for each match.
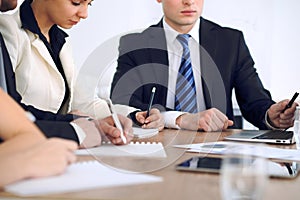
[174,34,197,113]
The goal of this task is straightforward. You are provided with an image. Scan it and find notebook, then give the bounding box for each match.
[76,141,167,158]
[224,130,295,144]
[133,127,159,139]
[5,161,162,196]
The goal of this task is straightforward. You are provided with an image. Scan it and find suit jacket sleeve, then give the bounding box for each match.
[233,32,274,129]
[35,120,79,142]
[0,32,80,143]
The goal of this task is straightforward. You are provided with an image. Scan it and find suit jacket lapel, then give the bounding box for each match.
[28,31,58,72]
[0,33,23,102]
[148,21,169,107]
[199,18,227,114]
[199,17,217,109]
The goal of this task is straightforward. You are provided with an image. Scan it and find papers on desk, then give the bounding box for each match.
[5,161,162,197]
[76,141,167,158]
[173,141,300,162]
[133,127,159,138]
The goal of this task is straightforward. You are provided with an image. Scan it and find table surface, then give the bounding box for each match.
[1,129,300,200]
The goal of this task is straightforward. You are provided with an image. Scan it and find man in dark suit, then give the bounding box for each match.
[0,0,133,147]
[111,0,296,131]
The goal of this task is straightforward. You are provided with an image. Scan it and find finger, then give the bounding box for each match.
[206,116,218,131]
[142,121,157,129]
[222,120,229,130]
[50,138,78,151]
[125,132,134,143]
[210,112,226,131]
[228,120,234,126]
[145,112,160,124]
[279,118,294,126]
[64,140,78,150]
[202,119,213,132]
[118,114,133,134]
[280,112,295,121]
[283,103,298,115]
[144,108,159,122]
[197,116,210,131]
[100,120,121,138]
[111,137,123,145]
[136,111,146,124]
[276,100,290,113]
[66,152,77,164]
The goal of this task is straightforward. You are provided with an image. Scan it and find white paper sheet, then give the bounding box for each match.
[173,141,300,161]
[5,161,162,196]
[133,127,159,138]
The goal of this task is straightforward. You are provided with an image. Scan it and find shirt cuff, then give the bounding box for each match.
[162,111,187,129]
[264,110,282,130]
[70,122,87,144]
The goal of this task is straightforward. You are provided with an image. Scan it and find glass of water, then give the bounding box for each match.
[220,146,268,200]
[293,106,300,149]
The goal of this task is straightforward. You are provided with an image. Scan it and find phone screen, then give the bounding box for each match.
[176,156,300,178]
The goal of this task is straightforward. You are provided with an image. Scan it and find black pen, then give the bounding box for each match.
[282,92,299,113]
[146,87,156,118]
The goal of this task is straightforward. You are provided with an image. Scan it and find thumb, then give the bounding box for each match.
[228,120,234,126]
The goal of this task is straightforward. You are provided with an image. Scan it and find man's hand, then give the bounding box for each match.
[176,108,234,131]
[135,108,164,131]
[267,100,298,129]
[94,115,133,145]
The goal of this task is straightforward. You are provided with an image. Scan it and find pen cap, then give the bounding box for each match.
[152,87,156,93]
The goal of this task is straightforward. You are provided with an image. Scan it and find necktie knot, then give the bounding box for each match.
[177,34,190,48]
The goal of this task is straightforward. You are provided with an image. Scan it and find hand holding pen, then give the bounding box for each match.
[267,92,299,130]
[282,92,299,113]
[146,87,156,118]
[106,99,130,144]
[135,87,165,131]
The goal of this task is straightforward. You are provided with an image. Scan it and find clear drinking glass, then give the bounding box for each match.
[293,106,300,149]
[220,146,268,200]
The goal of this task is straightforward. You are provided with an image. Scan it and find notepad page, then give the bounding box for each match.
[133,127,159,138]
[4,161,163,196]
[76,142,167,158]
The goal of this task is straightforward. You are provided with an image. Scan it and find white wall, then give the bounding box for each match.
[69,0,162,70]
[202,0,300,102]
[69,0,300,103]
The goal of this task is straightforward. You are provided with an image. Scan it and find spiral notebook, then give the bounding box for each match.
[76,141,167,158]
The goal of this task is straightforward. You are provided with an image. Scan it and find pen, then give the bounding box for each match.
[146,87,156,118]
[106,99,127,144]
[282,92,299,113]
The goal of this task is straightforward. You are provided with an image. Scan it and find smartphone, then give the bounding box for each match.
[176,156,300,179]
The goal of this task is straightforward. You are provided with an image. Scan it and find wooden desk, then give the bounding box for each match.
[1,129,300,200]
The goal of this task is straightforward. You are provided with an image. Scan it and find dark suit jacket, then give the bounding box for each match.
[111,17,275,130]
[0,32,79,142]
